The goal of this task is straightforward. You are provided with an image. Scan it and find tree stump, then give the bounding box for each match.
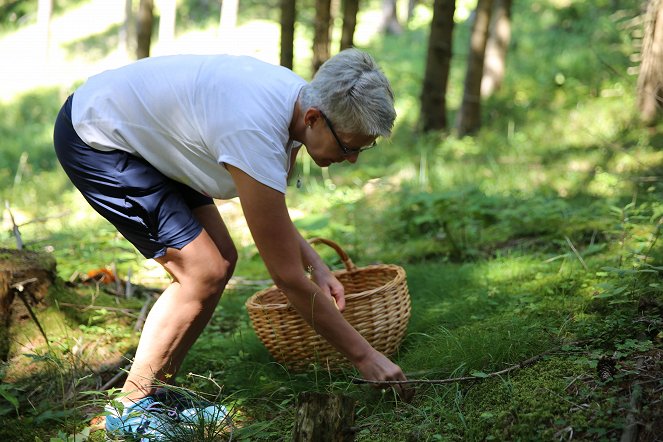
[0,248,56,360]
[292,392,356,442]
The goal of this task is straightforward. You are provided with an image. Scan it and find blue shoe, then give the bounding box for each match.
[152,388,229,426]
[105,396,178,441]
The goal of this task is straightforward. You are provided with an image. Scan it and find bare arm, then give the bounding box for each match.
[227,165,408,392]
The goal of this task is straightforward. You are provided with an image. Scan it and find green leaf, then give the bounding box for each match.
[0,385,19,410]
[470,371,489,378]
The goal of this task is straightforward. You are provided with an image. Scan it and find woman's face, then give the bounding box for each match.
[304,111,377,167]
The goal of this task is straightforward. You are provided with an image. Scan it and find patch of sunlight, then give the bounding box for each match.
[476,256,540,285]
[0,0,129,101]
[154,19,281,65]
[587,169,626,197]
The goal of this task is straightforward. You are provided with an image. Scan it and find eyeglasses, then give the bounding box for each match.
[319,111,377,157]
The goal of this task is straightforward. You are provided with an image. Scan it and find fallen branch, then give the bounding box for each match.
[134,296,154,331]
[57,302,140,318]
[100,363,132,391]
[564,235,589,271]
[11,278,48,345]
[352,352,548,386]
[5,201,23,250]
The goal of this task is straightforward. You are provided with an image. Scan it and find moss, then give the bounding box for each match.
[462,356,586,440]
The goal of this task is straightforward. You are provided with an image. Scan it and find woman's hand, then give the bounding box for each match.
[310,267,346,311]
[354,349,414,402]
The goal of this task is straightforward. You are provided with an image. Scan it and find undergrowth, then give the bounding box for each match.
[1,0,662,440]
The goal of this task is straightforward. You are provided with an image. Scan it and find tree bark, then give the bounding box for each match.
[136,0,154,59]
[340,0,359,50]
[0,249,56,361]
[312,0,333,74]
[481,0,512,98]
[638,0,663,126]
[420,0,456,132]
[456,0,494,136]
[120,0,134,55]
[292,392,356,442]
[280,0,297,69]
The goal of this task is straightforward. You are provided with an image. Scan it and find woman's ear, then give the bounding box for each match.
[303,108,321,128]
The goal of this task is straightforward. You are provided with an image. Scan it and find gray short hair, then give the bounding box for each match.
[299,49,396,137]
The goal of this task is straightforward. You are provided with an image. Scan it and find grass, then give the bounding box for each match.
[1,0,663,440]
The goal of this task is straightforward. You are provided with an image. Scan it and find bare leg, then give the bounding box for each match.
[120,205,237,402]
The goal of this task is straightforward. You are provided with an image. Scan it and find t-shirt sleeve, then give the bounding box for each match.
[214,130,289,194]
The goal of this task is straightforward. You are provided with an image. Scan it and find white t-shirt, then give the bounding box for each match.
[72,54,306,199]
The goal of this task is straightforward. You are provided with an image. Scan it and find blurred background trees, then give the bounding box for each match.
[1,0,661,140]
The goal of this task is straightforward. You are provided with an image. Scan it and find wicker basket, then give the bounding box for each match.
[245,238,411,370]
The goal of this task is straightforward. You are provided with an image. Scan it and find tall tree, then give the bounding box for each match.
[340,0,359,50]
[158,0,177,47]
[136,0,154,59]
[280,0,296,68]
[379,0,402,34]
[119,0,134,55]
[638,0,663,125]
[219,0,239,37]
[37,0,52,63]
[312,0,333,73]
[456,0,493,136]
[420,0,456,132]
[481,0,511,98]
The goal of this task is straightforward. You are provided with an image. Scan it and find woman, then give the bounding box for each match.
[54,48,409,440]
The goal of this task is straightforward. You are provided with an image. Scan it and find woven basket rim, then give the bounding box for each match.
[245,263,406,310]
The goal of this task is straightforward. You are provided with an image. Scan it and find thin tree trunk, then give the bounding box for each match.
[219,0,239,35]
[120,0,134,55]
[158,0,177,47]
[340,0,359,50]
[456,0,493,136]
[420,0,456,132]
[37,0,52,63]
[638,0,663,126]
[379,0,402,34]
[313,0,333,73]
[136,0,154,59]
[481,0,511,98]
[280,0,296,68]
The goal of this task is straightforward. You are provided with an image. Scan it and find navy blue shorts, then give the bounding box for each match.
[53,95,213,259]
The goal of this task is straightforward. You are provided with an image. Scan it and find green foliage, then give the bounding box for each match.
[1,0,662,440]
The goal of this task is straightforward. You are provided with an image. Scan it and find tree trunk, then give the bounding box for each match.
[481,0,511,98]
[456,0,494,136]
[136,0,154,59]
[37,0,52,63]
[219,0,239,36]
[0,249,56,361]
[158,0,177,47]
[119,0,134,55]
[379,0,402,35]
[420,0,456,132]
[638,0,663,126]
[292,392,356,442]
[340,0,359,50]
[312,0,333,74]
[280,0,297,69]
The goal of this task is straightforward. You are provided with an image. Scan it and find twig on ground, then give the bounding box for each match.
[353,352,548,386]
[5,201,23,250]
[11,278,48,344]
[100,363,132,391]
[134,296,154,331]
[57,302,140,318]
[564,236,589,271]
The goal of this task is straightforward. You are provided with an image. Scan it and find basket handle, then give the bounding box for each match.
[308,237,357,271]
